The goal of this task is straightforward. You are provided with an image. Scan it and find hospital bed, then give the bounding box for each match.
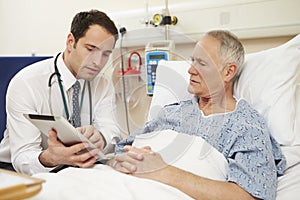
[149,34,300,199]
[28,34,300,199]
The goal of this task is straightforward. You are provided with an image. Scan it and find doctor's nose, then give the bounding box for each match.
[90,51,102,66]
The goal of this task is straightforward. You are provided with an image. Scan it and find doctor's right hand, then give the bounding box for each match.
[38,130,100,168]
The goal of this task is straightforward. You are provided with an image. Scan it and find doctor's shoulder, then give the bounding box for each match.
[11,57,54,80]
[8,58,54,89]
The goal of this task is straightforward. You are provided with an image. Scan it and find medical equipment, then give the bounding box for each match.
[116,50,146,134]
[145,40,174,96]
[117,51,142,76]
[143,0,178,28]
[48,53,92,125]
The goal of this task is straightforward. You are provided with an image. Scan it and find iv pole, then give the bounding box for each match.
[164,0,170,40]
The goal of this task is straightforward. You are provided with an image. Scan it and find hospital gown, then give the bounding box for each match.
[116,97,286,200]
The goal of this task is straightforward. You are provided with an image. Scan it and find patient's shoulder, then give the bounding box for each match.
[237,99,262,116]
[164,102,180,107]
[235,99,268,128]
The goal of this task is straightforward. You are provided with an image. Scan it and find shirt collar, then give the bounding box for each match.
[57,53,78,91]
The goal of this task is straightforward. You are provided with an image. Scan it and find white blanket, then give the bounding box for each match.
[29,130,228,200]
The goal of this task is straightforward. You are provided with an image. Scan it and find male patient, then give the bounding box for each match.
[108,30,286,200]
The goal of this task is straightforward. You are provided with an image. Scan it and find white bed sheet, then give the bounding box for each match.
[28,130,227,200]
[276,162,300,200]
[29,165,193,200]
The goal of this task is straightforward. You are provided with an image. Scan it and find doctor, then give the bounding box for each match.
[0,9,121,175]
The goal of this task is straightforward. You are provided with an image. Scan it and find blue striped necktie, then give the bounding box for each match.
[71,81,81,127]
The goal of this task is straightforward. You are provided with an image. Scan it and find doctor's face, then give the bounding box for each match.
[188,35,225,98]
[66,24,115,80]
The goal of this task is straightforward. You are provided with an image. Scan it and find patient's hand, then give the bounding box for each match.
[77,125,106,150]
[111,146,168,178]
[124,145,152,153]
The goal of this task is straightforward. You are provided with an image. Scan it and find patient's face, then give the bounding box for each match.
[188,35,225,98]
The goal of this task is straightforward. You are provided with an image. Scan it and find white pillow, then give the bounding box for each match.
[147,60,192,121]
[234,34,300,147]
[133,130,227,181]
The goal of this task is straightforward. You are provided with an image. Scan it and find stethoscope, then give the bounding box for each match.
[48,52,93,125]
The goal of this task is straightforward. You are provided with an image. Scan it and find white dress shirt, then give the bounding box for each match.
[0,53,121,175]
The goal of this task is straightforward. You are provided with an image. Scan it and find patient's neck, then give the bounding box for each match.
[198,92,236,116]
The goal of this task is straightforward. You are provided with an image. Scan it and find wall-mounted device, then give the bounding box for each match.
[117,51,142,76]
[152,13,178,27]
[145,40,174,96]
[143,0,178,28]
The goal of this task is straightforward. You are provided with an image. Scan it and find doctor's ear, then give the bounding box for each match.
[222,63,238,82]
[66,33,76,51]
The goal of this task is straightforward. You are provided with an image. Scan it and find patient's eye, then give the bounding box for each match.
[198,61,206,66]
[191,57,206,67]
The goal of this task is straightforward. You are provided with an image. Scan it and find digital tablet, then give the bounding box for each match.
[24,114,96,148]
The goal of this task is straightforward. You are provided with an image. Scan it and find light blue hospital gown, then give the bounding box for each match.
[116,98,286,200]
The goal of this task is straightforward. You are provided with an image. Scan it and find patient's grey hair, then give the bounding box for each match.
[206,30,245,82]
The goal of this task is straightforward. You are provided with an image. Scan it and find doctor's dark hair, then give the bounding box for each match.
[70,9,118,45]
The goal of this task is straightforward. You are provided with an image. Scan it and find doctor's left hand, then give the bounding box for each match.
[77,125,106,150]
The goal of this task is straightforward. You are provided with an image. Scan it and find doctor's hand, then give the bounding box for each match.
[39,130,100,168]
[77,125,106,150]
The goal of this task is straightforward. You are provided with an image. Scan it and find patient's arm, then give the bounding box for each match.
[111,146,258,200]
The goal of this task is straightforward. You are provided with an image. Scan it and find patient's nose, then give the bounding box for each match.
[188,64,199,75]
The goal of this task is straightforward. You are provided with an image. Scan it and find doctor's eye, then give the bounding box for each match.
[85,44,98,52]
[102,51,112,57]
[86,47,94,52]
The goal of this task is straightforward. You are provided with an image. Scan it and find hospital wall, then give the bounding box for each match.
[0,0,299,136]
[0,0,299,56]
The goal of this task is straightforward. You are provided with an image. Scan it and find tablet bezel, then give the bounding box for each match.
[23,114,96,148]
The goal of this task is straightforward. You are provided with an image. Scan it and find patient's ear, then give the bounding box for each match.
[222,63,238,82]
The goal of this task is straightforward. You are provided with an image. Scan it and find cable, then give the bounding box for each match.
[119,27,131,135]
